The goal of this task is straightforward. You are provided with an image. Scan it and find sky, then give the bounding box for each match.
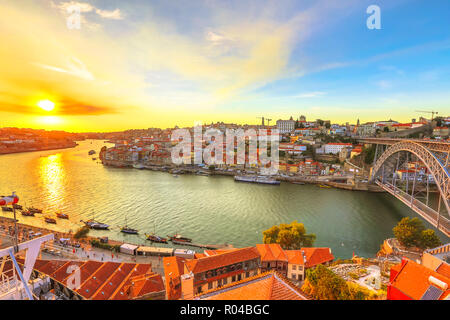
[0,0,449,132]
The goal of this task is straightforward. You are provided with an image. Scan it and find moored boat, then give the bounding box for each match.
[234,175,280,185]
[318,184,331,188]
[167,233,192,243]
[45,217,57,224]
[56,212,69,219]
[146,233,168,243]
[28,207,43,213]
[121,226,139,234]
[88,150,96,155]
[13,204,23,210]
[21,210,35,216]
[1,206,13,212]
[81,219,110,230]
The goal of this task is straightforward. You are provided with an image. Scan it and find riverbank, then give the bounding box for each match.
[101,160,384,192]
[0,141,78,155]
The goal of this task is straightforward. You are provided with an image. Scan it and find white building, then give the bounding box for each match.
[323,143,353,154]
[276,119,295,134]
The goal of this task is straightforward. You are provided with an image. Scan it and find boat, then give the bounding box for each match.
[88,150,96,155]
[1,206,13,212]
[120,217,138,234]
[167,233,192,243]
[21,210,35,217]
[81,219,110,230]
[56,212,69,219]
[318,184,331,188]
[234,175,280,185]
[132,163,145,170]
[44,217,57,224]
[13,204,23,210]
[121,226,139,234]
[172,174,179,178]
[196,171,210,176]
[92,157,97,160]
[145,233,168,243]
[28,207,43,213]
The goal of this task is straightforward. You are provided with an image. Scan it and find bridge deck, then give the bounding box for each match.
[376,180,450,237]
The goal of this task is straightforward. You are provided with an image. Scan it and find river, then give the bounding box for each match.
[0,139,446,258]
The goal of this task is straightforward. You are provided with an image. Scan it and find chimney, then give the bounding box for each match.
[180,272,195,300]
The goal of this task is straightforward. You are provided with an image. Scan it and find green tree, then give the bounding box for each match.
[420,229,442,249]
[263,221,316,249]
[383,126,389,132]
[364,145,376,164]
[393,217,424,247]
[306,264,350,300]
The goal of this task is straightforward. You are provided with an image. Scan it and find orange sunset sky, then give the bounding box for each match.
[1,1,449,132]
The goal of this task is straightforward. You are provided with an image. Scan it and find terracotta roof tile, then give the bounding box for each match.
[301,247,334,268]
[163,256,186,300]
[195,272,307,300]
[256,244,288,262]
[390,259,450,300]
[184,247,260,274]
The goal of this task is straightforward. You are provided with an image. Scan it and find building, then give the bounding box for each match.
[276,119,296,134]
[388,258,449,300]
[194,271,308,300]
[323,143,353,154]
[14,258,165,300]
[166,247,261,299]
[256,244,289,276]
[387,243,450,300]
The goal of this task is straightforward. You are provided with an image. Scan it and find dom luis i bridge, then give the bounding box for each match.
[358,138,450,237]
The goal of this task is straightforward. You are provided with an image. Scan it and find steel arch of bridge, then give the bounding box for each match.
[371,141,450,234]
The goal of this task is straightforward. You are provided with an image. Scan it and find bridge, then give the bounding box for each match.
[358,138,450,237]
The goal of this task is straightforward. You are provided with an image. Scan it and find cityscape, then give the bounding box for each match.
[0,0,449,311]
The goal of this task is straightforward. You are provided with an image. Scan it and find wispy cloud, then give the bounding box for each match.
[292,91,327,98]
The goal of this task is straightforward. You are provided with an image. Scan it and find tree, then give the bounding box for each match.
[420,229,442,249]
[383,126,389,132]
[262,221,316,249]
[393,217,424,247]
[306,264,350,300]
[325,123,331,129]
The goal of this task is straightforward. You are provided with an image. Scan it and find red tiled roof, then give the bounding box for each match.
[184,247,260,274]
[163,256,186,300]
[22,259,161,300]
[301,248,334,268]
[389,259,450,300]
[285,250,305,265]
[195,272,307,300]
[436,263,450,279]
[256,244,288,262]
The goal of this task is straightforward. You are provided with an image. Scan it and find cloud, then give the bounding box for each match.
[33,56,95,81]
[293,91,327,98]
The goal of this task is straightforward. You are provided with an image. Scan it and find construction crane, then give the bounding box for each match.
[416,110,439,121]
[256,117,265,126]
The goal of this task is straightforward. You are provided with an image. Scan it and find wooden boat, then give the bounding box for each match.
[56,212,69,219]
[146,233,168,243]
[45,217,57,224]
[28,207,43,213]
[318,184,331,188]
[21,210,35,217]
[121,226,138,234]
[1,206,13,212]
[167,233,192,243]
[13,204,23,210]
[81,219,109,230]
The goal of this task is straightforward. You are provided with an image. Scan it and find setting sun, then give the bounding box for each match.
[37,99,55,111]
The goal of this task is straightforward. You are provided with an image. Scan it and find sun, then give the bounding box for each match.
[37,99,55,111]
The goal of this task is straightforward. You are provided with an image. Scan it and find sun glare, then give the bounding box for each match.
[37,99,55,111]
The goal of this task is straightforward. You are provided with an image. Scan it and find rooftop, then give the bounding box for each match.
[194,271,308,300]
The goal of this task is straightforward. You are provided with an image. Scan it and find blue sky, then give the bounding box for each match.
[1,0,449,130]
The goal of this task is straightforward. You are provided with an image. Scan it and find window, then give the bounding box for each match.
[237,274,242,281]
[246,272,249,278]
[223,278,227,285]
[197,286,202,294]
[292,265,297,270]
[232,275,236,282]
[208,282,213,290]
